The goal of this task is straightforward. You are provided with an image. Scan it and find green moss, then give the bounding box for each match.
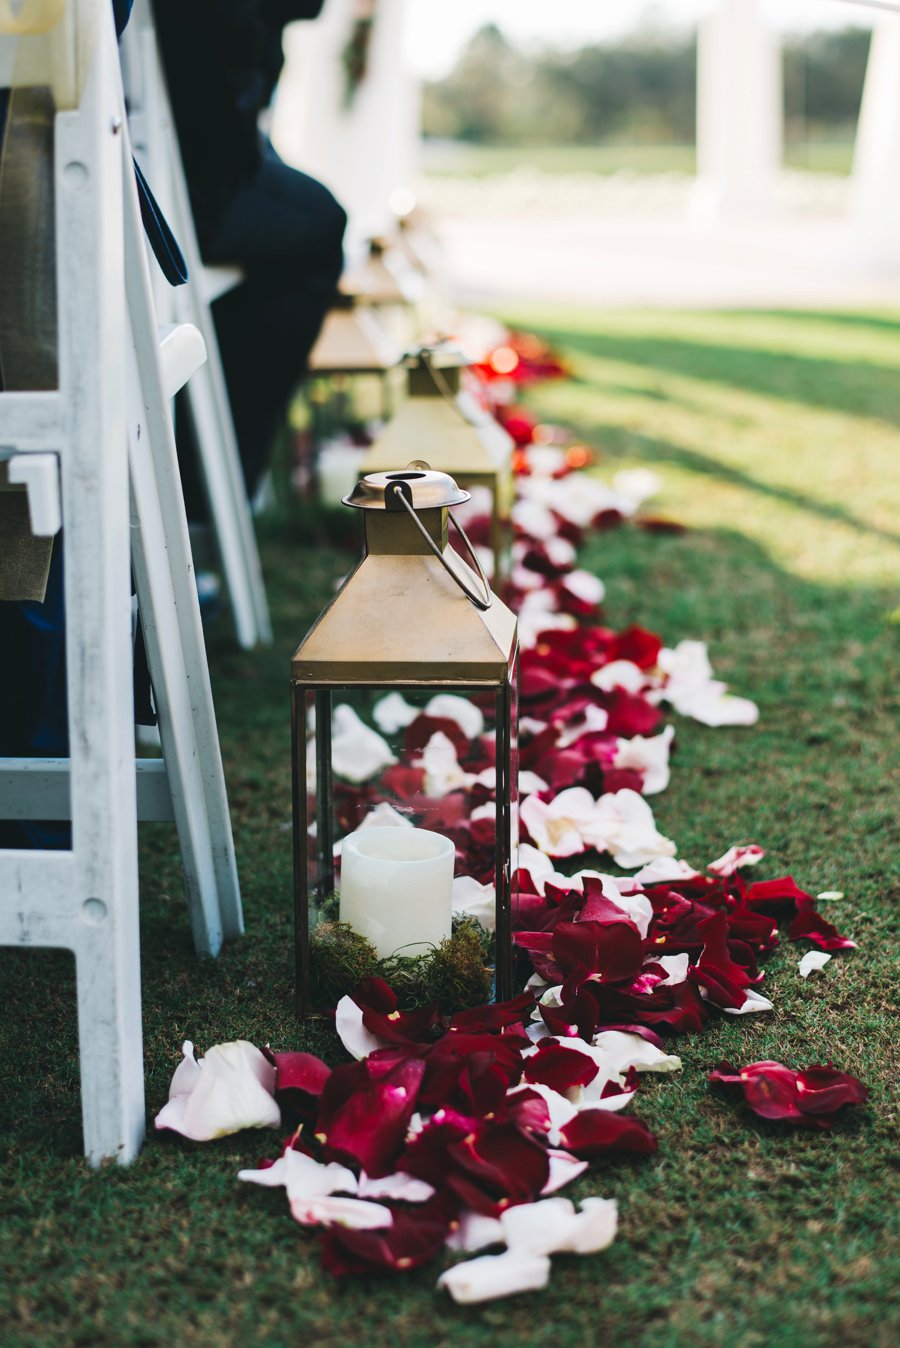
[309,921,378,1007]
[310,917,492,1013]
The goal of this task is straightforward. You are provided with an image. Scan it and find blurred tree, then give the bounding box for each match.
[424,22,869,148]
[784,27,870,142]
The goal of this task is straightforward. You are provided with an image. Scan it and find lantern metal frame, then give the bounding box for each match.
[290,470,518,1015]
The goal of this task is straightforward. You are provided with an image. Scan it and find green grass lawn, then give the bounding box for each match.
[419,141,854,177]
[2,309,899,1346]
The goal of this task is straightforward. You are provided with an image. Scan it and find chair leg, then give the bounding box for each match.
[185,354,272,650]
[75,919,145,1167]
[122,148,244,954]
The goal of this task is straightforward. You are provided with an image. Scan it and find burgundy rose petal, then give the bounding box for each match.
[320,1196,455,1276]
[523,1043,599,1093]
[318,1058,425,1177]
[744,875,816,915]
[446,1121,551,1214]
[270,1051,331,1098]
[398,1109,476,1185]
[605,625,663,669]
[449,991,536,1035]
[788,910,857,951]
[709,1060,867,1128]
[691,911,755,1010]
[417,1033,525,1113]
[552,918,645,984]
[353,977,443,1045]
[795,1065,869,1115]
[558,1108,658,1158]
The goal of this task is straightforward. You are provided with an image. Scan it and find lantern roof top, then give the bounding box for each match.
[307,304,402,374]
[291,545,517,685]
[362,390,512,479]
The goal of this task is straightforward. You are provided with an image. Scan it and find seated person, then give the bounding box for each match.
[152,0,348,500]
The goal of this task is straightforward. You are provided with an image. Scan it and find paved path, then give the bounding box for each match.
[422,173,900,311]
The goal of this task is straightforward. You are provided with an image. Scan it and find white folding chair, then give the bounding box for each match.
[121,0,272,650]
[0,0,243,1164]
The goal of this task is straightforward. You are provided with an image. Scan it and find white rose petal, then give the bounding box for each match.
[541,1149,590,1192]
[799,951,832,979]
[613,726,675,796]
[650,953,691,987]
[438,1251,551,1304]
[579,789,677,869]
[612,468,662,505]
[372,691,418,734]
[521,786,597,858]
[519,770,550,796]
[289,1195,393,1230]
[560,570,605,606]
[334,995,387,1060]
[452,875,496,931]
[632,857,702,885]
[658,640,714,687]
[501,1196,618,1256]
[420,731,471,796]
[707,844,766,877]
[357,1172,435,1203]
[589,1030,683,1082]
[445,1211,505,1253]
[356,802,414,832]
[679,687,760,727]
[590,660,646,694]
[331,704,397,783]
[154,1040,281,1142]
[516,843,567,893]
[285,1150,358,1201]
[719,988,774,1015]
[426,694,484,739]
[556,704,609,747]
[238,1149,359,1200]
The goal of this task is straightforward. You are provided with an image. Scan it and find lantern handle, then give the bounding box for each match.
[390,487,493,611]
[417,347,483,428]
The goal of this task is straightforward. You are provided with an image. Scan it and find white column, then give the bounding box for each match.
[693,0,783,222]
[849,15,900,271]
[271,0,419,252]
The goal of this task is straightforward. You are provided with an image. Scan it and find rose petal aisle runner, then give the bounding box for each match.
[154,330,866,1304]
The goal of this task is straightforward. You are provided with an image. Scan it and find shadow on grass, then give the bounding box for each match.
[588,423,900,549]
[534,325,900,423]
[732,309,900,336]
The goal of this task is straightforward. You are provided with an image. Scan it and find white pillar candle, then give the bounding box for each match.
[339,826,454,959]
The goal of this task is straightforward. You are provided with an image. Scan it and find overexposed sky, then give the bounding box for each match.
[404,0,880,79]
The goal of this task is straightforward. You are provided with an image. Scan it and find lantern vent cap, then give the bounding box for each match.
[403,341,471,372]
[343,468,470,512]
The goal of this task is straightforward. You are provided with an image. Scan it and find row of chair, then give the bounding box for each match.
[0,0,252,1164]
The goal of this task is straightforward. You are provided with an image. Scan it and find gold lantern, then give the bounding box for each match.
[307,292,402,379]
[291,469,519,1015]
[360,346,514,582]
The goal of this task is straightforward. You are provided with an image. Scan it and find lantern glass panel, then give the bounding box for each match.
[296,677,515,1014]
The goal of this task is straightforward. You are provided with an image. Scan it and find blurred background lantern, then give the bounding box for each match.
[361,345,514,581]
[291,468,518,1014]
